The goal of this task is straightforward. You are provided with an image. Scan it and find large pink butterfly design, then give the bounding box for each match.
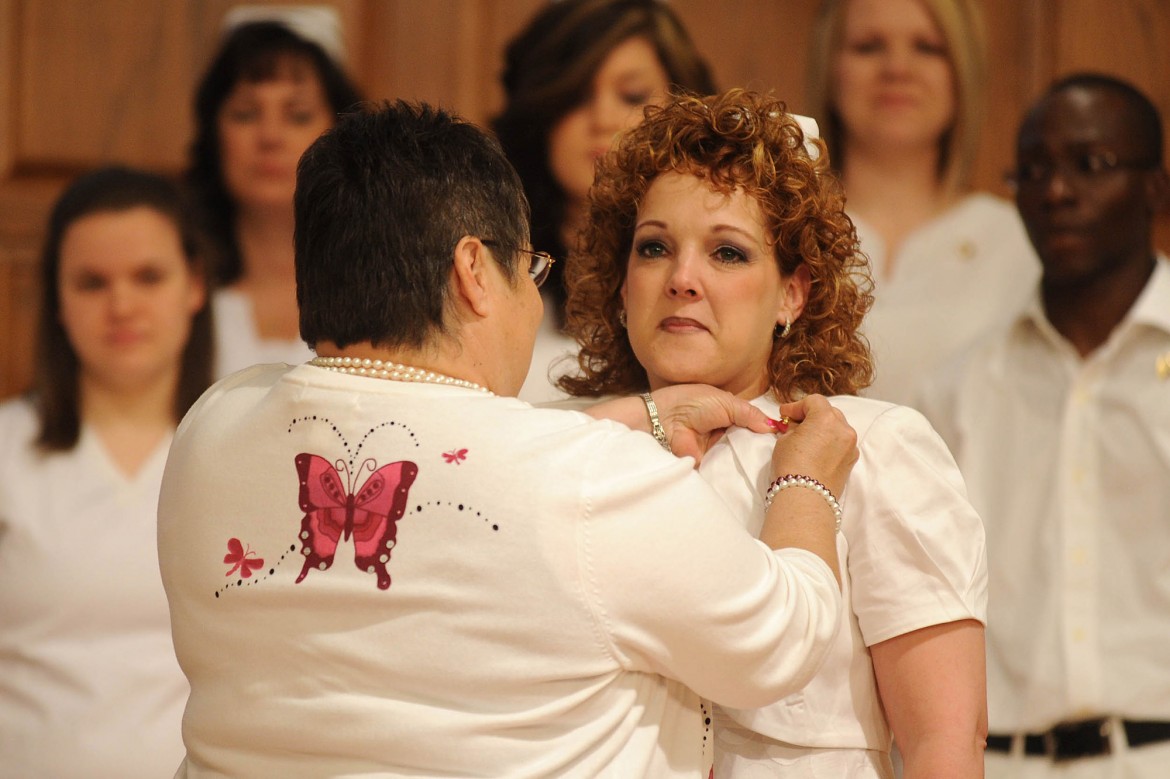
[294,453,419,590]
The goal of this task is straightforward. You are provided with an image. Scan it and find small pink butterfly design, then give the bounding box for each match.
[224,538,264,578]
[442,448,468,465]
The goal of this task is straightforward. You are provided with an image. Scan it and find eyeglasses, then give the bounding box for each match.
[482,240,557,288]
[1006,150,1157,189]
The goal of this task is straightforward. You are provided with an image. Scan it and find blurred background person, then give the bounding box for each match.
[807,0,1038,406]
[921,73,1170,778]
[562,89,988,778]
[187,18,362,378]
[0,166,212,778]
[493,0,716,402]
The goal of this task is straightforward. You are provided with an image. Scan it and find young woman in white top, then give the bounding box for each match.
[562,89,988,778]
[807,0,1038,405]
[187,20,362,378]
[0,167,212,778]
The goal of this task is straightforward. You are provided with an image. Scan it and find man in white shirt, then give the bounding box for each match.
[920,73,1170,777]
[159,99,857,778]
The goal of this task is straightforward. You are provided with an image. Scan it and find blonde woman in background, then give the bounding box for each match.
[808,0,1038,405]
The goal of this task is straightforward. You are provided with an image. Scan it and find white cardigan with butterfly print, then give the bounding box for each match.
[159,362,841,778]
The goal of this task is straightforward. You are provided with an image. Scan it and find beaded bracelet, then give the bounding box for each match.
[639,392,672,452]
[763,474,843,533]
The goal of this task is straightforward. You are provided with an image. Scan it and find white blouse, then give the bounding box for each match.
[0,398,187,778]
[856,193,1039,408]
[702,394,987,776]
[212,287,314,379]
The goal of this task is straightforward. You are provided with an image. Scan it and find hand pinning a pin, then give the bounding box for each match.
[1157,352,1170,381]
[768,415,793,433]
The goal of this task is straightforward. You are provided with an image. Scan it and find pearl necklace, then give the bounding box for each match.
[307,356,492,394]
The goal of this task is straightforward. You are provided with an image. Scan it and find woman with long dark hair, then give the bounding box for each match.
[0,166,213,777]
[188,20,362,378]
[494,0,715,401]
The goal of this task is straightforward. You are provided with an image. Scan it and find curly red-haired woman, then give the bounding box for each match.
[562,89,988,778]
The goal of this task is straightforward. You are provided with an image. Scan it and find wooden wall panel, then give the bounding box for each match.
[15,0,369,174]
[972,1,1040,200]
[3,0,1170,401]
[359,0,546,125]
[360,1,472,108]
[1052,0,1170,98]
[17,0,198,171]
[0,0,16,177]
[0,246,37,398]
[673,0,820,110]
[0,175,63,396]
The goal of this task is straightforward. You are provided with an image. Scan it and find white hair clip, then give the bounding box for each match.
[792,114,822,161]
[222,4,347,64]
[726,107,821,161]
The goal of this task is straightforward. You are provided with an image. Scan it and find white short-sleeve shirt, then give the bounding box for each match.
[701,394,987,776]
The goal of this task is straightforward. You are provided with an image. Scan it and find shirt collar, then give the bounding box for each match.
[1127,253,1170,335]
[1012,253,1170,340]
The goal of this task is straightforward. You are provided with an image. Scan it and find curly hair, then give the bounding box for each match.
[559,89,874,400]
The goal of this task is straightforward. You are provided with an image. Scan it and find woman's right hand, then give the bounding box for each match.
[770,395,858,499]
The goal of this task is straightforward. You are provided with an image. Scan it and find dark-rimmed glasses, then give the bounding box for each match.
[1006,150,1157,190]
[482,239,556,288]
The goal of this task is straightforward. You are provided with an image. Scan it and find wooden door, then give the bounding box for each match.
[2,0,1168,400]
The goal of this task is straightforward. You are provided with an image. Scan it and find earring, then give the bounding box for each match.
[775,318,791,339]
[618,310,627,328]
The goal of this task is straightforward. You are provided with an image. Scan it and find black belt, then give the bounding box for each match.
[987,718,1170,761]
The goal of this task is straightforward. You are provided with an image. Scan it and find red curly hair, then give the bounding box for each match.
[559,88,874,400]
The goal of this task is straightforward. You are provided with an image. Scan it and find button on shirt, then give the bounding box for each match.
[919,256,1170,732]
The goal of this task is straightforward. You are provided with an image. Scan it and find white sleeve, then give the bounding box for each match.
[576,432,842,710]
[845,405,988,645]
